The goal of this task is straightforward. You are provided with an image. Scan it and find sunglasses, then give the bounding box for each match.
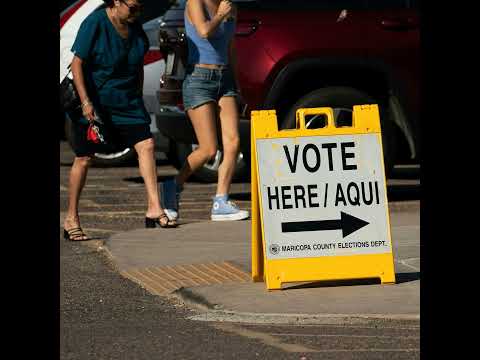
[120,0,143,14]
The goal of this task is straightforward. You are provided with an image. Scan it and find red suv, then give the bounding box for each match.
[156,0,420,181]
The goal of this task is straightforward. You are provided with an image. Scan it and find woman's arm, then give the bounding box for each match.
[187,0,232,38]
[71,55,96,122]
[139,65,144,94]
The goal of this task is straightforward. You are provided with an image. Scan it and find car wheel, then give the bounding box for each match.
[282,86,397,178]
[64,115,137,167]
[174,142,249,183]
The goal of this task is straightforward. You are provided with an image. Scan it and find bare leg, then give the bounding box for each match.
[175,102,219,186]
[64,156,92,240]
[134,137,168,220]
[216,96,240,195]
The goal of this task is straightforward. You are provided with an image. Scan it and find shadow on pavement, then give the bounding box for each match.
[60,158,170,168]
[395,272,420,284]
[390,165,420,180]
[387,184,420,202]
[124,175,174,183]
[229,193,251,201]
[282,271,419,290]
[284,278,381,290]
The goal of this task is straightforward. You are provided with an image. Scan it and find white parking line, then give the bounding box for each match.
[394,258,420,271]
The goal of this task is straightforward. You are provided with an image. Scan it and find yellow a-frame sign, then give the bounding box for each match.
[251,105,396,290]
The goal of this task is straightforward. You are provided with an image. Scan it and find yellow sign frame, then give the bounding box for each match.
[250,105,396,290]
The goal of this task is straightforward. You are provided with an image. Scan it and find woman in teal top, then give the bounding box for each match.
[64,0,177,242]
[71,0,150,125]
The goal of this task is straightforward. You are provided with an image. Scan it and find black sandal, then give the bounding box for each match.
[63,227,90,241]
[145,213,178,228]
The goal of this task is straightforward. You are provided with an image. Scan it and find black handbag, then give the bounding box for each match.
[59,65,118,113]
[60,70,81,113]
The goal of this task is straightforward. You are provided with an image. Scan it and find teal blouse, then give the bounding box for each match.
[71,7,150,125]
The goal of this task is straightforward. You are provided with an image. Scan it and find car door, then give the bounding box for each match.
[256,0,371,62]
[236,0,373,109]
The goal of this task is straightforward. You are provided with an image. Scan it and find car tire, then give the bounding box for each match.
[173,142,249,183]
[64,115,137,167]
[282,86,397,178]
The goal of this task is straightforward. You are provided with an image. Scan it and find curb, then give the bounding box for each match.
[186,311,420,326]
[85,238,121,272]
[171,287,220,311]
[172,286,420,325]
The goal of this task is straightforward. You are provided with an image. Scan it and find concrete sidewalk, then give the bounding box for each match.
[103,203,419,324]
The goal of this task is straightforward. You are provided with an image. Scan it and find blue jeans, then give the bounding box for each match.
[182,66,238,111]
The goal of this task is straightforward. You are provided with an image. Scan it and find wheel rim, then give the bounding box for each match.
[94,148,131,159]
[191,144,244,172]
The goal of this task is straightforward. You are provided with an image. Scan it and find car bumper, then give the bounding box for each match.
[155,105,251,156]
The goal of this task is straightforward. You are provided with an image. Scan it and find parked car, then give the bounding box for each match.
[60,0,172,166]
[156,0,420,180]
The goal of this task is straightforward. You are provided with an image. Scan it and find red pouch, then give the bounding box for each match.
[86,122,105,144]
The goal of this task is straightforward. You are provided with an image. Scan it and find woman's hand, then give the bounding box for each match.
[217,0,233,19]
[82,101,96,122]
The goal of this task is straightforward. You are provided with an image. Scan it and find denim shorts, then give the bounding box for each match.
[182,66,238,111]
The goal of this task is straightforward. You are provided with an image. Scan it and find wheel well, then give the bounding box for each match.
[270,65,391,123]
[266,64,413,162]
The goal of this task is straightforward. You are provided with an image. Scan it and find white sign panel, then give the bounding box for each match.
[256,133,391,260]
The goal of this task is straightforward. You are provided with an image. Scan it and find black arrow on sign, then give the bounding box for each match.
[281,212,369,238]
